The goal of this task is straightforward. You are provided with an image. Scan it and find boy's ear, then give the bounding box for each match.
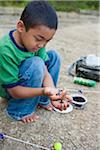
[17,20,25,32]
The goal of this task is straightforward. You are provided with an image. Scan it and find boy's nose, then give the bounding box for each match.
[38,44,44,48]
[38,41,46,48]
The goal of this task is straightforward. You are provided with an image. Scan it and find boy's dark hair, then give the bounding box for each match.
[20,0,58,31]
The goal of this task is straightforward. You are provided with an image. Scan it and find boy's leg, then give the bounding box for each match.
[38,50,61,107]
[46,50,61,86]
[6,56,46,121]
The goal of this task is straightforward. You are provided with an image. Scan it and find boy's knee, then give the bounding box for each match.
[28,56,45,74]
[19,56,46,80]
[48,50,61,64]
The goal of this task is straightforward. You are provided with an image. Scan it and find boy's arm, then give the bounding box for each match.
[7,86,45,99]
[7,66,55,99]
[7,67,57,99]
[43,66,55,88]
[7,66,55,98]
[7,85,58,99]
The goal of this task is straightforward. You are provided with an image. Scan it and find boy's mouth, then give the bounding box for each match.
[32,48,39,51]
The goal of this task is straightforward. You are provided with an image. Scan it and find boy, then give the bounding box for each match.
[0,0,71,123]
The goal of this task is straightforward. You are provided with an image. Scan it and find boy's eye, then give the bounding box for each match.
[34,36,43,41]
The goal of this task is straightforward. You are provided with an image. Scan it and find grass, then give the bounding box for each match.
[0,0,99,11]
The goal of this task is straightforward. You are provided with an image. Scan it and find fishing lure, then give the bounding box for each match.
[0,133,62,150]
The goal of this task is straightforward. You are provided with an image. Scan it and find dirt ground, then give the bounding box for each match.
[0,12,100,150]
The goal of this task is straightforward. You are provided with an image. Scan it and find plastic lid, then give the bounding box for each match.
[53,103,73,113]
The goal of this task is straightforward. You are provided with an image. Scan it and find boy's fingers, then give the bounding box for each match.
[56,89,66,100]
[64,101,68,110]
[52,100,70,111]
[61,101,69,110]
[61,103,65,111]
[65,95,73,102]
[50,95,61,101]
[58,101,66,111]
[50,89,72,102]
[51,100,62,109]
[60,92,66,99]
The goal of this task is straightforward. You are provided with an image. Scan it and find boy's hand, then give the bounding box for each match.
[43,87,59,97]
[44,87,72,111]
[51,100,69,111]
[50,89,67,101]
[44,87,67,101]
[51,90,72,111]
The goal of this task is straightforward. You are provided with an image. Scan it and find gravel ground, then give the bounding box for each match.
[0,12,100,150]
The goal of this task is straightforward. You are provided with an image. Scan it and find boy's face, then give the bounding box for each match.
[17,21,56,52]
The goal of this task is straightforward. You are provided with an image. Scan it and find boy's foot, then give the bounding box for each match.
[21,113,39,123]
[38,104,53,111]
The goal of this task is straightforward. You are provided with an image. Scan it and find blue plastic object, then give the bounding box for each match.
[0,133,4,139]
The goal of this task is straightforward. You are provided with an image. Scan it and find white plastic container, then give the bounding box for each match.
[71,94,87,109]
